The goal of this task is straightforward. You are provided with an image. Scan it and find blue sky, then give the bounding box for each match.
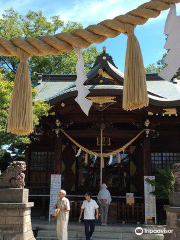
[0,0,180,72]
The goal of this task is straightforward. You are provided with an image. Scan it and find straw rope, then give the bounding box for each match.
[0,0,179,56]
[60,129,145,158]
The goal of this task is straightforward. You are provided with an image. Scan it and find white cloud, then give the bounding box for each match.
[58,0,148,27]
[0,0,37,15]
[1,0,180,29]
[57,0,180,29]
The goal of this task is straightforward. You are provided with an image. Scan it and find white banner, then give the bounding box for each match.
[49,174,61,222]
[144,176,156,224]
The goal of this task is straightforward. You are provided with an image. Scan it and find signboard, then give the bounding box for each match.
[49,174,61,222]
[126,193,134,205]
[144,176,156,224]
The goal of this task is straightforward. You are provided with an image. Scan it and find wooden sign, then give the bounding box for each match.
[49,174,61,222]
[144,176,156,224]
[126,193,134,205]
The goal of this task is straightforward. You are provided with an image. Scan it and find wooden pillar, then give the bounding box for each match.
[102,167,106,184]
[143,137,152,176]
[54,136,62,174]
[118,163,121,187]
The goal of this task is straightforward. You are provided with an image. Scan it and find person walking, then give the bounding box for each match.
[54,189,70,240]
[79,192,99,240]
[97,183,112,226]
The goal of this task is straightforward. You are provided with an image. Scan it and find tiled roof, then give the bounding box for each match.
[35,71,180,102]
[35,80,180,103]
[35,81,74,101]
[35,52,180,104]
[147,80,180,100]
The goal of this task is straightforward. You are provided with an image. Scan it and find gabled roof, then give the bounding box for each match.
[35,50,180,107]
[85,51,124,85]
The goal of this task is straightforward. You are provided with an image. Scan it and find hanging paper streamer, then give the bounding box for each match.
[108,155,113,165]
[74,48,92,116]
[75,148,82,157]
[159,4,180,81]
[117,153,121,164]
[85,153,88,164]
[94,155,97,161]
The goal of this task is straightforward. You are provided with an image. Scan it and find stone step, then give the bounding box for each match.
[36,236,163,240]
[36,238,147,240]
[37,238,162,240]
[36,230,164,240]
[34,223,138,232]
[34,221,165,240]
[38,230,122,238]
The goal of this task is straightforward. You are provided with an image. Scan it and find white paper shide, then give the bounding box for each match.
[159,4,180,81]
[74,48,92,116]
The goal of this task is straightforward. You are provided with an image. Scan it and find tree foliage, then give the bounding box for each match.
[146,167,174,199]
[145,53,166,74]
[0,9,100,168]
[0,9,100,83]
[0,76,51,146]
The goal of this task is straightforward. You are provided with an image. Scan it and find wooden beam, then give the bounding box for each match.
[64,129,139,139]
[58,115,143,124]
[142,137,152,176]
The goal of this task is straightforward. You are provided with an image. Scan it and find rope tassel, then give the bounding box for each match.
[117,153,121,164]
[123,29,149,111]
[85,153,88,164]
[7,49,33,135]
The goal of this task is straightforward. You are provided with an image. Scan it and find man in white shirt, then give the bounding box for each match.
[97,183,112,226]
[54,189,70,240]
[79,192,99,240]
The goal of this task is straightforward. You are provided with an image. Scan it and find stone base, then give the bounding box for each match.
[169,192,180,207]
[164,205,180,240]
[0,189,35,240]
[0,188,28,203]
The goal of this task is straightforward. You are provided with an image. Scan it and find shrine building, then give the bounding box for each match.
[26,49,180,222]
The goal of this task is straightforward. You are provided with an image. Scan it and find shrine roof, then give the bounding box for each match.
[35,73,180,101]
[35,49,180,107]
[35,79,180,108]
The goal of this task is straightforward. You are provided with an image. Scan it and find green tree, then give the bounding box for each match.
[0,76,51,151]
[146,167,174,199]
[0,149,12,172]
[146,51,180,79]
[0,9,100,83]
[145,53,166,74]
[0,9,100,169]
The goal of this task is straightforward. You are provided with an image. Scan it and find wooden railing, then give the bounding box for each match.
[69,201,83,220]
[117,203,144,223]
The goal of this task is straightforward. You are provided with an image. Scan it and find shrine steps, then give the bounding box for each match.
[33,221,164,240]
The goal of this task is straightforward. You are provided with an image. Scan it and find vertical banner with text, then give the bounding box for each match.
[49,174,61,222]
[144,176,156,224]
